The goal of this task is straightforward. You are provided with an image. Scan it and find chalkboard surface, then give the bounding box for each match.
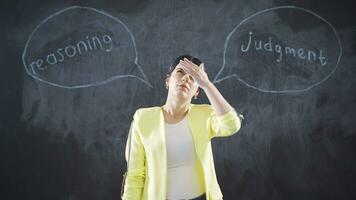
[1,0,356,199]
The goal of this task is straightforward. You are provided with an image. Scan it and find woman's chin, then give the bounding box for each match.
[174,92,191,100]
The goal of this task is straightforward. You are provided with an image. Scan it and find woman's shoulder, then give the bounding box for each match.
[136,105,162,112]
[190,103,213,112]
[133,106,161,119]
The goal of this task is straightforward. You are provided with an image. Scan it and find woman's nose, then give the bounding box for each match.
[182,74,191,82]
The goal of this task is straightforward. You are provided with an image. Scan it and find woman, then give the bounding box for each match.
[122,55,242,200]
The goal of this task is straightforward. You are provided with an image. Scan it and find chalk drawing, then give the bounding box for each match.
[240,31,327,65]
[22,6,152,89]
[213,6,342,93]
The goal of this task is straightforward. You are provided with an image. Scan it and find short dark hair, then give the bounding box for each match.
[166,54,203,77]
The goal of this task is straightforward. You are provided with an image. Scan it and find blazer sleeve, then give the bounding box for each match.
[122,110,146,200]
[208,107,243,140]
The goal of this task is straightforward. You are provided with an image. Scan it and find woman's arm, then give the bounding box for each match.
[179,58,242,138]
[122,111,146,200]
[179,58,234,116]
[202,81,234,116]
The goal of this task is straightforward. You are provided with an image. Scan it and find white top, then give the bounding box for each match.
[165,115,205,200]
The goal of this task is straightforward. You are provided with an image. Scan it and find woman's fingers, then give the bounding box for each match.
[179,59,210,88]
[200,63,205,71]
[182,58,205,71]
[181,58,199,72]
[179,60,192,70]
[180,60,197,75]
[179,59,207,86]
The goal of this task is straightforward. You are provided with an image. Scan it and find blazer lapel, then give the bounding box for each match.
[187,104,204,159]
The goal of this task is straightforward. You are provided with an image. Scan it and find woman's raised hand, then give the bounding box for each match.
[179,58,212,90]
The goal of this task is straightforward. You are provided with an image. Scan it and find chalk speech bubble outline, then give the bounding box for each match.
[213,5,343,93]
[22,6,152,89]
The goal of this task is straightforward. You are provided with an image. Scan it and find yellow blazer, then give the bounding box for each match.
[122,104,241,200]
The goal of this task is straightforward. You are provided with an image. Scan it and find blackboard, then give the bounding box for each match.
[1,0,356,199]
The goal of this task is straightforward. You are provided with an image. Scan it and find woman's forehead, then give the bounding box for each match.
[174,62,202,70]
[173,65,184,71]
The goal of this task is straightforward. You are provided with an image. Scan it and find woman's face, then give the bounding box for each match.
[166,63,199,100]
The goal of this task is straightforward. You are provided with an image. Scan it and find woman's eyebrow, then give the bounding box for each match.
[176,67,184,71]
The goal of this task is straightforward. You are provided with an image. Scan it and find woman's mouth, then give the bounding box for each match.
[178,85,188,91]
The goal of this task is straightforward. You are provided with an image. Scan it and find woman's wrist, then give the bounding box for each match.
[201,81,214,91]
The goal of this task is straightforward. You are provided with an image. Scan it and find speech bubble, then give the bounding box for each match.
[213,6,342,93]
[22,6,152,89]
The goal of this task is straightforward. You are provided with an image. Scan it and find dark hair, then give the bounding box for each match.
[166,54,203,77]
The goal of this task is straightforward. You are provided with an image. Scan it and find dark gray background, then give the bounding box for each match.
[1,0,356,199]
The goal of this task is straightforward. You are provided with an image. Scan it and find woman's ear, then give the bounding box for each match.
[193,90,199,99]
[165,76,170,88]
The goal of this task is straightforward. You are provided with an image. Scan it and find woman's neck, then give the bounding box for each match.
[162,100,190,118]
